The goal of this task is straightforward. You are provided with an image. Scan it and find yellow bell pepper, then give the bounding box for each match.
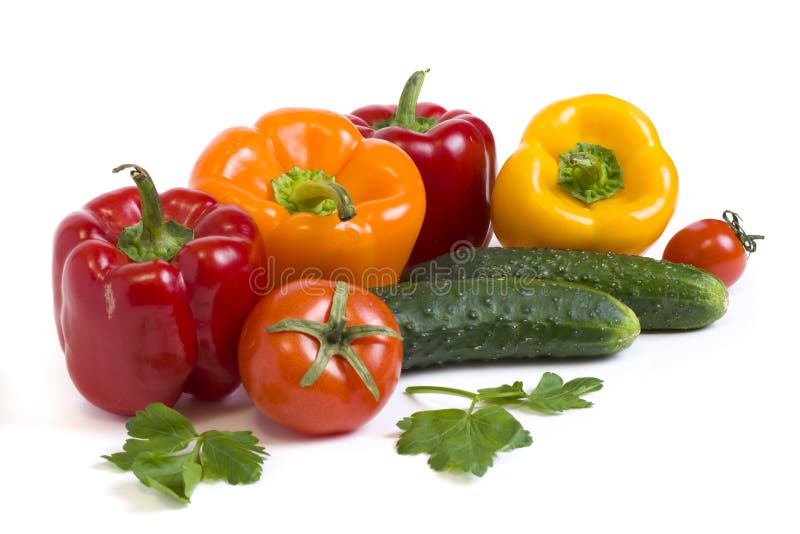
[491,94,678,255]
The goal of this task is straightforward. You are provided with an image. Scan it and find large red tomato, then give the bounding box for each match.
[662,210,762,287]
[238,279,403,435]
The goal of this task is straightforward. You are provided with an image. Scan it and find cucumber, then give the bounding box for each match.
[371,277,640,370]
[402,247,728,330]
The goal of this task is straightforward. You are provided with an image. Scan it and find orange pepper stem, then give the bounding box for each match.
[558,142,624,204]
[112,164,194,262]
[372,69,438,133]
[271,166,357,221]
[265,281,402,402]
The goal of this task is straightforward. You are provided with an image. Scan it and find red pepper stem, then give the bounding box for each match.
[372,69,438,133]
[116,164,166,238]
[113,164,194,262]
[394,69,429,129]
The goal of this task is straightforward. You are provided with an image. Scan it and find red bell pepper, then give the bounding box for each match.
[53,164,266,415]
[347,70,496,267]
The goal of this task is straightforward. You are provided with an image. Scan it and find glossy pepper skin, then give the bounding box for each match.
[347,70,496,267]
[53,165,266,415]
[189,108,425,287]
[491,94,678,255]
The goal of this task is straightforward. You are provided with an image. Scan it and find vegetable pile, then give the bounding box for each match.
[51,69,762,503]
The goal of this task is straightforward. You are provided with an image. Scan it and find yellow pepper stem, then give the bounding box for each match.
[558,142,623,204]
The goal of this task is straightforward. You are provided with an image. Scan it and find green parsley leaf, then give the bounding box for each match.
[476,380,527,403]
[102,451,138,471]
[123,402,198,454]
[398,372,603,476]
[396,405,532,477]
[103,403,268,504]
[525,372,604,414]
[125,402,199,442]
[200,430,268,485]
[131,451,203,504]
[101,403,197,470]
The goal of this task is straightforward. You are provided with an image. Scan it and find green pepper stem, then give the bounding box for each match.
[116,164,165,237]
[272,166,356,221]
[371,69,439,133]
[113,164,194,262]
[558,142,624,204]
[291,180,356,221]
[395,69,428,128]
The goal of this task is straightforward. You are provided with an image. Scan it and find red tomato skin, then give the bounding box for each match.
[238,280,403,435]
[662,219,747,287]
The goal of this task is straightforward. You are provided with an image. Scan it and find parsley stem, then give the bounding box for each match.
[405,385,478,401]
[192,436,203,462]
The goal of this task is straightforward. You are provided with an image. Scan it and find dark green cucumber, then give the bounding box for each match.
[371,277,640,370]
[402,247,728,330]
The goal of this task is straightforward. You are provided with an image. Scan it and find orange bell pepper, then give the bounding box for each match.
[189,108,426,287]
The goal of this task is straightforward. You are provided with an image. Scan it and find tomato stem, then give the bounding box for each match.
[722,210,763,255]
[266,281,401,401]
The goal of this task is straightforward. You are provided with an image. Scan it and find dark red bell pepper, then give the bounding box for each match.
[347,70,496,267]
[53,164,266,415]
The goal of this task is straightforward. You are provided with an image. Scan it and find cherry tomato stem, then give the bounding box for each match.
[722,210,764,254]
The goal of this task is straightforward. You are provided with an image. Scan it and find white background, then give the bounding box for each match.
[1,1,797,532]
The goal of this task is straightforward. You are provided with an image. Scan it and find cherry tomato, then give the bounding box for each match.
[238,279,403,435]
[662,210,762,287]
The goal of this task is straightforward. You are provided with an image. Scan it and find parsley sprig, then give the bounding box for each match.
[396,372,603,476]
[103,403,268,503]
